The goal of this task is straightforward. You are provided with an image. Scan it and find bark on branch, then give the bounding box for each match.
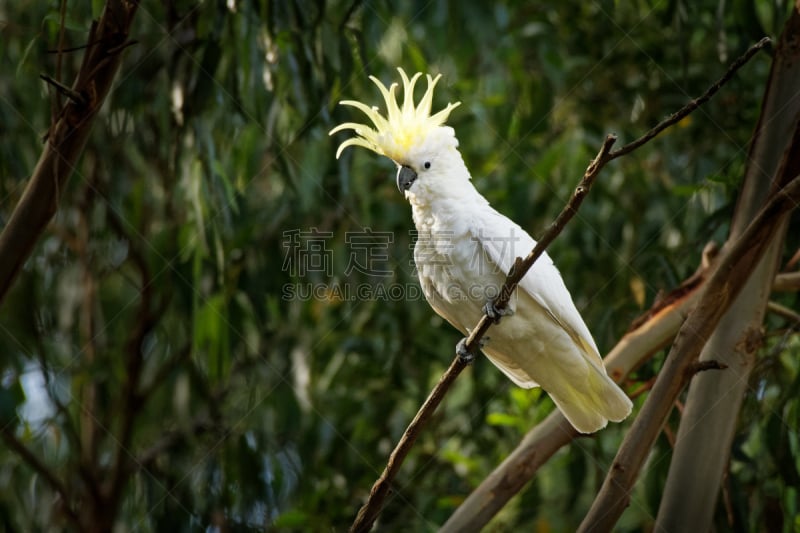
[654,9,800,529]
[578,174,800,531]
[0,0,140,305]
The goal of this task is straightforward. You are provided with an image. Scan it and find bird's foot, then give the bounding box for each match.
[483,297,513,324]
[456,337,487,364]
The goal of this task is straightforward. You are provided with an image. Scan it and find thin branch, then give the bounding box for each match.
[786,247,800,269]
[579,174,800,532]
[40,74,88,107]
[767,300,800,325]
[470,135,619,345]
[90,161,163,515]
[47,41,100,54]
[350,36,771,532]
[106,248,155,512]
[774,271,800,291]
[106,39,138,55]
[349,356,470,531]
[608,37,771,161]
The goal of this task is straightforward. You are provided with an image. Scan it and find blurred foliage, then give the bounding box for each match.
[0,0,798,531]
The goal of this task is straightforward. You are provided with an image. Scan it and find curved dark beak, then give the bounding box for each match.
[396,165,417,193]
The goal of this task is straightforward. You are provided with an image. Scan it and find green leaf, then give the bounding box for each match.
[194,292,231,381]
[486,412,519,428]
[16,36,40,78]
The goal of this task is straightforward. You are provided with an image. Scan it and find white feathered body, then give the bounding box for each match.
[406,135,632,433]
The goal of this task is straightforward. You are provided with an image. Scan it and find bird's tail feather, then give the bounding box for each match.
[549,365,632,434]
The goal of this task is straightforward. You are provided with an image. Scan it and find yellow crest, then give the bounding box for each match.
[329,67,461,161]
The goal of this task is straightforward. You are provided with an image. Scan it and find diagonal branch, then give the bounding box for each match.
[578,174,800,531]
[654,8,800,528]
[607,37,771,161]
[440,253,710,531]
[434,228,794,528]
[349,36,771,533]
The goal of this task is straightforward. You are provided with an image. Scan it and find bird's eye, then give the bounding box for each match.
[424,161,431,169]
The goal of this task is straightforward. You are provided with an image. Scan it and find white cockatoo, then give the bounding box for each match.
[330,68,632,433]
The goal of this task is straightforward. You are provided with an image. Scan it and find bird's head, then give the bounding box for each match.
[330,68,469,202]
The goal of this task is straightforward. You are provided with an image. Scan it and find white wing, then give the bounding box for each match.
[469,209,604,370]
[467,209,634,433]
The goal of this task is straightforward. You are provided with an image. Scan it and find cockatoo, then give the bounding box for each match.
[330,68,632,433]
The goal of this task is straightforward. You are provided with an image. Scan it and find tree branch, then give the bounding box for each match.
[654,10,800,529]
[0,0,140,305]
[578,174,800,532]
[441,266,704,531]
[40,74,88,106]
[444,223,800,530]
[349,355,471,531]
[774,271,800,291]
[105,247,155,513]
[607,37,771,161]
[349,35,770,533]
[767,300,800,325]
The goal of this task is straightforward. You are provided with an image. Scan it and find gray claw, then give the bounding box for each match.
[456,338,475,364]
[484,298,513,323]
[456,337,488,364]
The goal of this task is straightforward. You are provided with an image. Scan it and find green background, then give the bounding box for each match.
[1,1,798,530]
